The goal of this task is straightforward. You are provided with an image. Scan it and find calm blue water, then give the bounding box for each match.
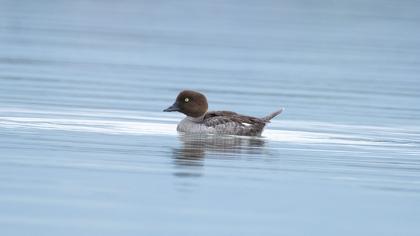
[1,0,420,235]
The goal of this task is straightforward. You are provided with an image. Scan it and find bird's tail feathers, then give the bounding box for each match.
[262,108,284,122]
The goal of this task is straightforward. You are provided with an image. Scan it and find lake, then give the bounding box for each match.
[1,0,420,235]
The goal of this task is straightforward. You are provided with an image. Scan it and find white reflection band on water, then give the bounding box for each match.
[0,108,418,148]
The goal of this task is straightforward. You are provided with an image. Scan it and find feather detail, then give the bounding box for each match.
[203,111,267,136]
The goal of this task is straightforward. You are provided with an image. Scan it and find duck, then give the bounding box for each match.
[163,90,283,136]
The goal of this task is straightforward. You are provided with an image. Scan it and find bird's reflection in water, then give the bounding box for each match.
[172,134,266,179]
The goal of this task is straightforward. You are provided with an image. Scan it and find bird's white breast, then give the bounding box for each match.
[177,117,215,134]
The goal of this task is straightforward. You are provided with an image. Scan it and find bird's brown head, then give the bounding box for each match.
[163,90,208,117]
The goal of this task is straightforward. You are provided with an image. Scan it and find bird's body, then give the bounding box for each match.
[177,110,282,136]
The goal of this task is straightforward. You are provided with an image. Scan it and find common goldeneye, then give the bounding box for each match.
[163,90,283,136]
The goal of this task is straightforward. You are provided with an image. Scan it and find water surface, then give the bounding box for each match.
[1,0,420,235]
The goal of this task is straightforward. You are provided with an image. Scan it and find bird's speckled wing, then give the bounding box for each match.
[203,111,267,136]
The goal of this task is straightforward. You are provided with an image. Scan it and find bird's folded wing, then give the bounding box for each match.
[203,111,266,128]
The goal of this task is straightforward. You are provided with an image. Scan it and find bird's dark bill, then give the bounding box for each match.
[163,103,180,112]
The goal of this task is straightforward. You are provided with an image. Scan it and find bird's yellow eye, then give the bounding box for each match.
[184,97,190,102]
